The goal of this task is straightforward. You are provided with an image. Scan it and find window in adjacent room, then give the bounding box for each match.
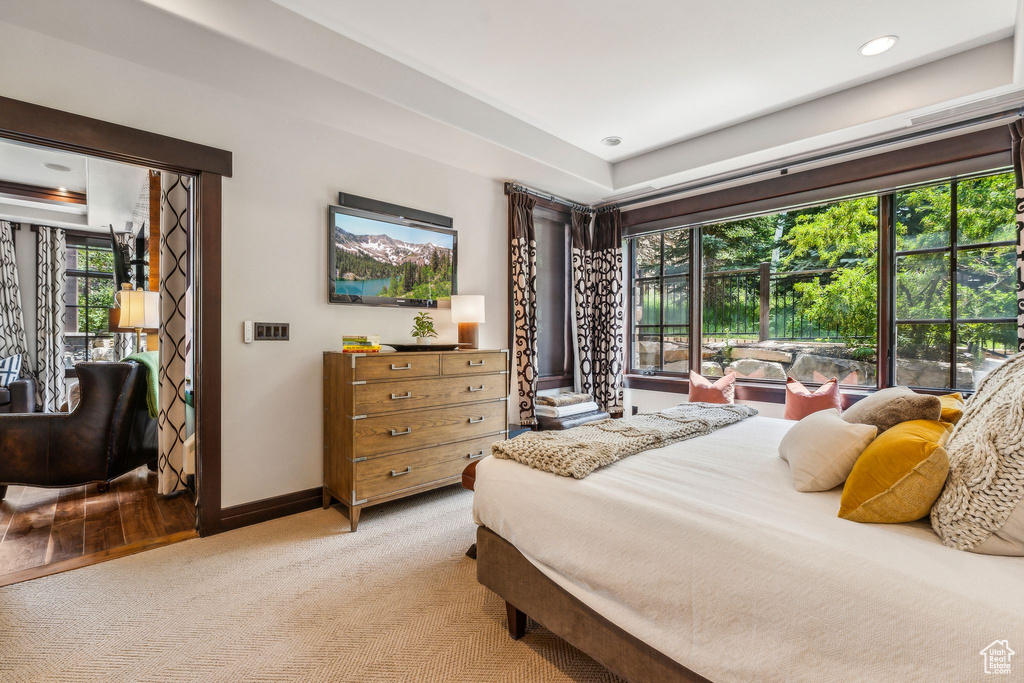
[630,228,690,374]
[64,233,116,363]
[893,171,1017,390]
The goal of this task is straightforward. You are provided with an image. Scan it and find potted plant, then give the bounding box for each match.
[411,311,438,345]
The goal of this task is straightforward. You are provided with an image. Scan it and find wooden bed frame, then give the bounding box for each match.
[475,525,707,682]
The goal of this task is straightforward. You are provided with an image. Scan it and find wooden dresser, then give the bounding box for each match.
[323,349,509,531]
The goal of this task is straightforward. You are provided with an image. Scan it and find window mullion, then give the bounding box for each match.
[949,180,958,390]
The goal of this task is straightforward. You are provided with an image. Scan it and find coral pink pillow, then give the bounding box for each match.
[689,371,736,404]
[784,376,842,420]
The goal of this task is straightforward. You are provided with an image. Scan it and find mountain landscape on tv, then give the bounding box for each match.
[334,225,453,300]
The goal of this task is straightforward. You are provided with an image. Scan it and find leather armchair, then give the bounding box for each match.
[0,362,158,501]
[0,378,36,414]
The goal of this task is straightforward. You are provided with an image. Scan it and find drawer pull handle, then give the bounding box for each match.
[466,450,485,459]
[390,427,412,436]
[390,392,413,400]
[390,466,412,477]
[468,416,486,424]
[468,360,486,366]
[390,363,412,370]
[468,385,486,392]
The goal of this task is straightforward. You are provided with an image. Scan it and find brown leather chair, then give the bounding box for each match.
[0,377,36,414]
[0,362,158,501]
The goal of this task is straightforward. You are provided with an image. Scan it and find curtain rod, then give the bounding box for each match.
[504,182,592,213]
[604,105,1024,211]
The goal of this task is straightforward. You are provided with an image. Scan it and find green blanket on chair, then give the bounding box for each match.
[125,351,159,418]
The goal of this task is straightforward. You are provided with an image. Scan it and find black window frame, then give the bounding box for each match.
[625,167,1016,394]
[64,232,117,365]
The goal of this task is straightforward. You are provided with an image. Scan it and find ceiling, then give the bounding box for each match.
[0,138,148,233]
[270,0,1018,162]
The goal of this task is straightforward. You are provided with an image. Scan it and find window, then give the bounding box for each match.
[64,235,116,364]
[894,172,1017,389]
[631,230,689,373]
[626,169,1015,392]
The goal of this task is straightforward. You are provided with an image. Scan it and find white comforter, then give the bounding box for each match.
[473,416,1024,682]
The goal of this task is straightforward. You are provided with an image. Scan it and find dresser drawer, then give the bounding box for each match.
[354,354,439,381]
[352,401,507,458]
[354,374,507,415]
[354,435,498,501]
[442,352,506,376]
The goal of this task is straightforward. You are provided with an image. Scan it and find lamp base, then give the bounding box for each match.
[457,323,479,349]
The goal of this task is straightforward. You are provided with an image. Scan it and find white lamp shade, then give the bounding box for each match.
[117,288,160,330]
[451,295,485,324]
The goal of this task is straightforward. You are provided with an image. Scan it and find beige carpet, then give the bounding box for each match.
[0,487,621,682]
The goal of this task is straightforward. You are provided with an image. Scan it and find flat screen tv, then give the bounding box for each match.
[328,194,457,308]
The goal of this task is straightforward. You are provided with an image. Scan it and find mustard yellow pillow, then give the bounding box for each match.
[938,393,965,425]
[839,419,951,524]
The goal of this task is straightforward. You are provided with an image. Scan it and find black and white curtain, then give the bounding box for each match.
[35,225,66,412]
[0,221,28,364]
[509,190,539,426]
[158,173,191,494]
[114,231,138,360]
[591,208,625,416]
[1012,121,1024,352]
[569,207,595,396]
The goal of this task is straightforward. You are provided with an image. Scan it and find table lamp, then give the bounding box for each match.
[451,295,485,349]
[115,283,160,351]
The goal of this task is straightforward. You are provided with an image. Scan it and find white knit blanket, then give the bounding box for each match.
[492,403,758,478]
[931,352,1024,553]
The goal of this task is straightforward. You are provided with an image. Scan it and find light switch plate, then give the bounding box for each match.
[244,320,253,344]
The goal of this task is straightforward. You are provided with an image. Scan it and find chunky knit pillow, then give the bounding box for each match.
[931,353,1024,555]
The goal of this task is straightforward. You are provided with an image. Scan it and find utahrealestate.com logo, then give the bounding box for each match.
[980,640,1015,675]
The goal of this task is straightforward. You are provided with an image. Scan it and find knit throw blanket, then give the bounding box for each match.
[536,392,593,407]
[931,352,1024,553]
[493,403,758,478]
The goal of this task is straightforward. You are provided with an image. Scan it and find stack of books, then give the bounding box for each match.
[342,335,381,354]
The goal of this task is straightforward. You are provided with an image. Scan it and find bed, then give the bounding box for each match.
[472,415,1024,682]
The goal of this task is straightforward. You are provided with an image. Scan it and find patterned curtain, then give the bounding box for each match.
[591,208,625,416]
[35,226,66,412]
[1012,121,1023,352]
[569,207,595,396]
[158,173,191,494]
[114,231,139,359]
[509,190,539,426]
[0,221,28,364]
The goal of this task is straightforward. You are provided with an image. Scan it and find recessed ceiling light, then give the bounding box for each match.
[859,35,898,56]
[601,136,622,147]
[44,163,72,172]
[57,187,68,192]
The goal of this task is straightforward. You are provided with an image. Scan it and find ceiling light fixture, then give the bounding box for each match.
[601,136,622,147]
[57,187,68,192]
[44,163,72,172]
[859,35,898,56]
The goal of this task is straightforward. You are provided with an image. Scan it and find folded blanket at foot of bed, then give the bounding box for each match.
[493,403,758,478]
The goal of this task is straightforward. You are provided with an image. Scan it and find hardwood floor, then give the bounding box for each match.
[0,467,196,584]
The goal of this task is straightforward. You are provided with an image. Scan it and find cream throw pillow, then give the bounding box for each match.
[779,409,877,492]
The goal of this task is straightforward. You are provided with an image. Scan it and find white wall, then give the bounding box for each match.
[13,226,37,368]
[0,20,508,507]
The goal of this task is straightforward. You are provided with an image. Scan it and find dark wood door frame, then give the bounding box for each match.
[0,95,232,536]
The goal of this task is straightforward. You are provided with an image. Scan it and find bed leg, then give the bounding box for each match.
[465,543,477,559]
[505,601,527,640]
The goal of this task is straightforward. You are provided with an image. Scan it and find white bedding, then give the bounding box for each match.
[473,416,1024,682]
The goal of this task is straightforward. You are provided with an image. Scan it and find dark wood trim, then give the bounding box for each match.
[196,171,222,535]
[0,180,86,205]
[0,96,232,177]
[622,127,1011,229]
[218,487,324,532]
[0,96,229,538]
